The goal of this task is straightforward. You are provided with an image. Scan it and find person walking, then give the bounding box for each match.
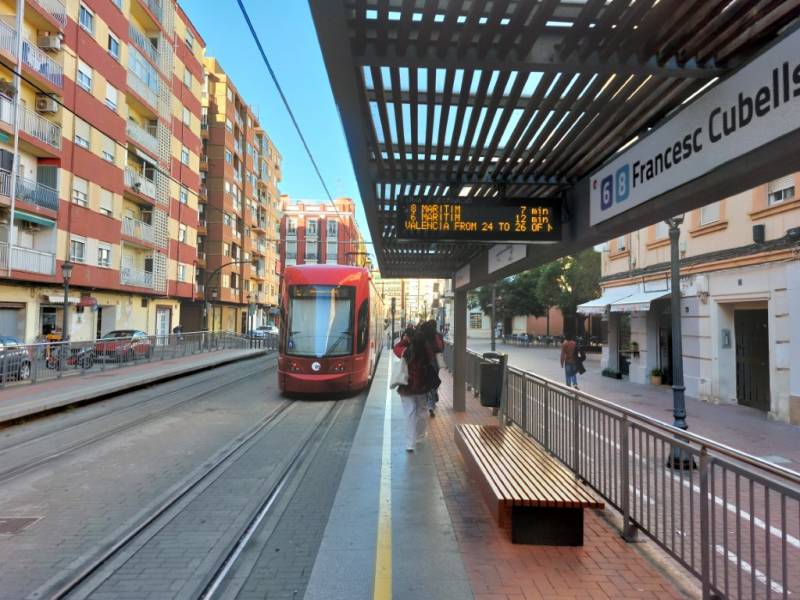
[393,327,438,452]
[419,320,444,417]
[560,333,580,390]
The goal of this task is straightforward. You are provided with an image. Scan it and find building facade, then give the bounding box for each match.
[586,173,800,424]
[180,56,282,333]
[279,196,365,271]
[0,0,205,342]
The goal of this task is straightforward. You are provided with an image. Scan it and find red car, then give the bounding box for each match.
[94,330,153,362]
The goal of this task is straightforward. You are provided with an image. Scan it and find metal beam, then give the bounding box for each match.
[371,169,573,188]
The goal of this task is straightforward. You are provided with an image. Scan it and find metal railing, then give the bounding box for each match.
[14,173,59,210]
[128,23,159,66]
[0,331,278,390]
[127,68,159,109]
[18,103,61,149]
[22,39,63,88]
[0,17,16,57]
[124,167,156,199]
[33,0,67,27]
[0,242,55,275]
[444,342,800,600]
[120,266,154,288]
[138,0,163,22]
[122,216,155,244]
[126,119,159,155]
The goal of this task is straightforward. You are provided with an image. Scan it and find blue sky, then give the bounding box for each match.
[181,0,373,253]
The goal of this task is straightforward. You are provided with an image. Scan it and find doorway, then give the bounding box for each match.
[657,307,673,386]
[156,307,171,344]
[734,309,770,412]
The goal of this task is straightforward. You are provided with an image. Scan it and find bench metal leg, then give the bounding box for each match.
[511,506,584,546]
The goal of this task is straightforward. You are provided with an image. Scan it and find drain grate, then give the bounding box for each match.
[0,517,41,535]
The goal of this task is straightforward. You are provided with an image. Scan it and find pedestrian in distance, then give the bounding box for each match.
[393,326,440,453]
[418,320,444,417]
[560,333,580,390]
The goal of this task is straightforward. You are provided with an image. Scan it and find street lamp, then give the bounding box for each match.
[665,214,692,468]
[61,261,73,341]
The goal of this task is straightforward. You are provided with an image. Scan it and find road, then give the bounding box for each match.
[0,355,366,599]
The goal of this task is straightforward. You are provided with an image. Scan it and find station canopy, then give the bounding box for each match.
[310,0,800,278]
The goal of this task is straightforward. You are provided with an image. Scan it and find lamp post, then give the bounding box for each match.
[666,214,692,468]
[61,261,73,341]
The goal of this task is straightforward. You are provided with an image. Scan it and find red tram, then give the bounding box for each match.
[278,264,384,395]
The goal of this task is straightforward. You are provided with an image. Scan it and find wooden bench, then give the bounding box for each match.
[455,424,603,546]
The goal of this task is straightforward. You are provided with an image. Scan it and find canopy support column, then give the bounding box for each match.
[453,288,467,412]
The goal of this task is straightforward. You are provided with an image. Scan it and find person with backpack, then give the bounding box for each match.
[393,326,439,452]
[560,333,580,390]
[419,320,444,417]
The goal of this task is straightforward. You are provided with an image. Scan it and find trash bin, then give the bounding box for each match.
[480,352,507,408]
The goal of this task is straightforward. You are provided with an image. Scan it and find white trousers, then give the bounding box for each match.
[400,393,428,450]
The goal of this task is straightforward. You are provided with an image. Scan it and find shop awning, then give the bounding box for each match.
[610,290,671,313]
[16,212,56,228]
[577,288,637,315]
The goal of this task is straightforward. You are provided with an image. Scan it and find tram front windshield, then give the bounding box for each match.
[287,285,354,357]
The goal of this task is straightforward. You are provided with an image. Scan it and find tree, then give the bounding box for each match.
[535,249,601,335]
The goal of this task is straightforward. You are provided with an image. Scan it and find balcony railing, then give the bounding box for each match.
[127,68,159,110]
[126,120,159,155]
[121,266,154,288]
[12,173,59,210]
[0,242,56,275]
[33,0,67,27]
[139,0,163,22]
[18,103,61,150]
[128,23,159,66]
[22,40,63,88]
[122,216,155,244]
[0,17,16,57]
[124,167,156,199]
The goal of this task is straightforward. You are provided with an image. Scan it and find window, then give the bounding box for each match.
[99,188,113,216]
[287,218,297,235]
[326,240,338,264]
[111,0,121,8]
[72,177,88,206]
[286,240,297,260]
[306,219,318,237]
[327,220,338,237]
[70,237,86,263]
[699,201,721,225]
[179,187,189,204]
[97,243,112,268]
[225,150,232,164]
[105,83,118,111]
[222,273,229,288]
[767,175,795,205]
[223,242,230,257]
[107,33,120,60]
[74,118,90,148]
[79,4,94,34]
[305,240,318,262]
[101,135,115,162]
[181,145,190,165]
[357,300,369,353]
[655,220,669,239]
[182,107,190,126]
[77,59,92,92]
[469,313,483,329]
[177,264,186,282]
[183,67,192,88]
[178,223,187,243]
[227,87,233,101]
[225,119,233,132]
[616,235,627,252]
[185,29,194,49]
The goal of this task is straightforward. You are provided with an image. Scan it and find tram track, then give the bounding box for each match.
[0,356,276,485]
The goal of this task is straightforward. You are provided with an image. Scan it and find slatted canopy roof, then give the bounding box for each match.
[309,0,800,279]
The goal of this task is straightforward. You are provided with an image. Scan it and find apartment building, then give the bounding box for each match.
[0,0,204,342]
[583,173,800,424]
[279,196,366,271]
[180,56,282,334]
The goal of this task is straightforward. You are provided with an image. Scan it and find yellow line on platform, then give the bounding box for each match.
[373,358,393,600]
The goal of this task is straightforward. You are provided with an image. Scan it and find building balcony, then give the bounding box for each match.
[121,266,154,288]
[0,17,16,57]
[0,242,55,275]
[122,215,155,244]
[32,0,67,28]
[127,68,159,111]
[128,23,160,68]
[124,167,156,200]
[22,39,63,89]
[0,170,59,211]
[17,101,61,151]
[138,0,162,23]
[126,119,159,156]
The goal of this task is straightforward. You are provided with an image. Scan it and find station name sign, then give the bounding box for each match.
[397,197,561,242]
[590,28,800,226]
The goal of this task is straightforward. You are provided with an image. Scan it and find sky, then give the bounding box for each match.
[180,0,374,259]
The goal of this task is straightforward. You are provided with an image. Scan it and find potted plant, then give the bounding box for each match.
[602,368,622,380]
[650,368,662,385]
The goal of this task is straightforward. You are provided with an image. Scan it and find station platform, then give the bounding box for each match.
[306,356,689,599]
[0,347,270,425]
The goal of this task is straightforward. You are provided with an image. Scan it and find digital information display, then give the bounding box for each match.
[397,197,562,242]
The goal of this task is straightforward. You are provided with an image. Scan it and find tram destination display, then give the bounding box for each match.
[397,197,561,242]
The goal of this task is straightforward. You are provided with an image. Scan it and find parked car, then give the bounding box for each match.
[94,330,152,362]
[0,336,32,381]
[248,325,279,338]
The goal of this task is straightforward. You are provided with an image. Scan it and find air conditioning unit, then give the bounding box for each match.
[35,95,58,114]
[37,35,61,51]
[21,221,41,232]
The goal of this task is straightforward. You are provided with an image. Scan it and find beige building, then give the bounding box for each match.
[583,173,800,424]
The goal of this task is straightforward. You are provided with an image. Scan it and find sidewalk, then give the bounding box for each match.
[467,339,800,470]
[0,348,270,425]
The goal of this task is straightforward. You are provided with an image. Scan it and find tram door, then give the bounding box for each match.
[734,309,770,412]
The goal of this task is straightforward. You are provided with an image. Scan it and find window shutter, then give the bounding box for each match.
[768,175,794,193]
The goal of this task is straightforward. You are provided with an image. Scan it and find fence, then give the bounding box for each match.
[0,331,278,390]
[443,342,800,600]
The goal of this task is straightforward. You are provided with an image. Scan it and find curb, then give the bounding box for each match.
[0,350,272,428]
